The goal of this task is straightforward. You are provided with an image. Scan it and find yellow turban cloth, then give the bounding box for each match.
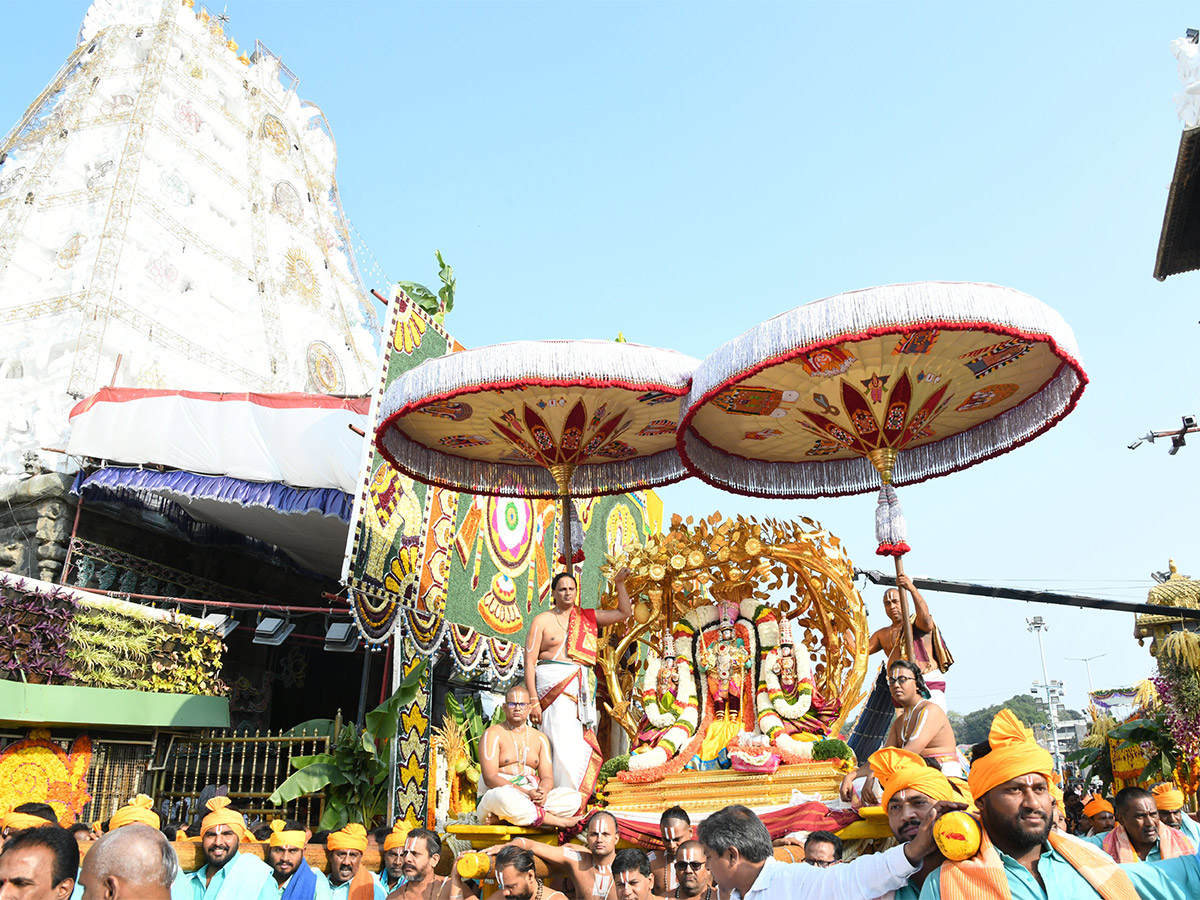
[1152,783,1186,812]
[383,821,413,852]
[110,794,160,830]
[1,811,55,831]
[967,709,1053,800]
[200,796,246,839]
[327,823,369,853]
[1047,772,1065,809]
[870,747,957,808]
[268,819,307,848]
[1083,796,1114,817]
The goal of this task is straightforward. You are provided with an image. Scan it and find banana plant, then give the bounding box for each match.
[269,659,426,829]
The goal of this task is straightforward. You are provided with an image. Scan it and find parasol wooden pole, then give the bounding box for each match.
[549,463,576,571]
[894,555,915,663]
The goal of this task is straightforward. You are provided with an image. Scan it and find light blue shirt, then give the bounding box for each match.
[327,871,386,900]
[918,840,1200,900]
[171,851,275,900]
[1176,814,1200,847]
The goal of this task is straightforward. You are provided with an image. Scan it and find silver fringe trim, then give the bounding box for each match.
[680,282,1086,498]
[683,366,1082,497]
[378,340,698,498]
[685,281,1083,407]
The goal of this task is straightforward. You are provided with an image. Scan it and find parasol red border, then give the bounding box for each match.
[676,318,1088,499]
[375,375,692,498]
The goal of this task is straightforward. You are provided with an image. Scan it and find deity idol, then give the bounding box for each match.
[626,593,839,776]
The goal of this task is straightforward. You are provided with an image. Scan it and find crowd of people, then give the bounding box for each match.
[3,704,1200,899]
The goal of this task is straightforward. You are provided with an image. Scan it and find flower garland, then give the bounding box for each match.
[764,649,815,720]
[640,654,682,729]
[628,658,699,771]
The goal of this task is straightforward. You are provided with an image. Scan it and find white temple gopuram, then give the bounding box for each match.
[0,0,380,479]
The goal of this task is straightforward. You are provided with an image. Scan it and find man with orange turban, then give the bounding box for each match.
[108,795,160,831]
[265,819,330,900]
[325,823,385,900]
[1152,782,1200,846]
[1099,786,1194,863]
[869,747,961,899]
[923,709,1200,900]
[1082,795,1116,841]
[379,822,410,895]
[170,796,273,900]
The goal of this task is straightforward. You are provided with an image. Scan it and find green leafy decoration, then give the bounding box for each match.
[397,250,455,324]
[269,659,427,830]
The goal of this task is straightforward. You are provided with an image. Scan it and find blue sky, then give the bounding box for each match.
[5,1,1200,719]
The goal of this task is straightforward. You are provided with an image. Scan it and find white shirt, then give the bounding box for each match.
[738,846,918,900]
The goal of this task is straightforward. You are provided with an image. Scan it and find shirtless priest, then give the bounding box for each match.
[477,686,584,828]
[525,568,632,799]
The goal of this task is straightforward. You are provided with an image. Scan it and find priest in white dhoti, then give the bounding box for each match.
[477,685,584,827]
[524,568,632,802]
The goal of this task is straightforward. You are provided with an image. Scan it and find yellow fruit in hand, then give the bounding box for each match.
[933,811,981,861]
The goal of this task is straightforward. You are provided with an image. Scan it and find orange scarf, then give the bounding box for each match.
[939,829,1139,900]
[344,866,376,900]
[1100,822,1194,862]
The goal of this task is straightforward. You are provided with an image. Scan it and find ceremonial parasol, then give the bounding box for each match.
[376,340,698,564]
[677,281,1087,660]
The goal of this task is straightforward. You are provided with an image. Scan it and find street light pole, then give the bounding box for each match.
[1027,616,1063,773]
[1066,653,1105,695]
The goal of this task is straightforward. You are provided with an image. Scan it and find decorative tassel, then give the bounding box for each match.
[875,484,911,557]
[557,500,585,565]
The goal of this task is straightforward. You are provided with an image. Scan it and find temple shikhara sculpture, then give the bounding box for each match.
[0,0,379,479]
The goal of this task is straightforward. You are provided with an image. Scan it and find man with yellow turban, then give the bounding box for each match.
[170,796,274,900]
[108,795,160,831]
[1152,783,1200,846]
[325,823,385,900]
[869,747,962,899]
[265,819,330,900]
[379,822,410,895]
[921,709,1200,900]
[1081,795,1116,841]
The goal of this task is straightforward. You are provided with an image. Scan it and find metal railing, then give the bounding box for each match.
[149,719,336,829]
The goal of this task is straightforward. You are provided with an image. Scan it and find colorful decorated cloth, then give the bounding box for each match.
[565,607,598,666]
[934,829,1139,900]
[603,802,856,848]
[109,793,160,830]
[268,819,306,848]
[200,796,246,839]
[677,282,1087,499]
[869,747,956,808]
[376,340,699,499]
[967,710,1052,800]
[1100,821,1194,862]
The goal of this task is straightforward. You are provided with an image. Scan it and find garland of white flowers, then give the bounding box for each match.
[764,649,814,720]
[640,653,683,729]
[628,657,699,771]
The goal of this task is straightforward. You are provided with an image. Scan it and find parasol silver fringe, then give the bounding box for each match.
[381,340,698,419]
[679,281,1086,498]
[681,366,1082,498]
[377,339,698,498]
[685,281,1083,407]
